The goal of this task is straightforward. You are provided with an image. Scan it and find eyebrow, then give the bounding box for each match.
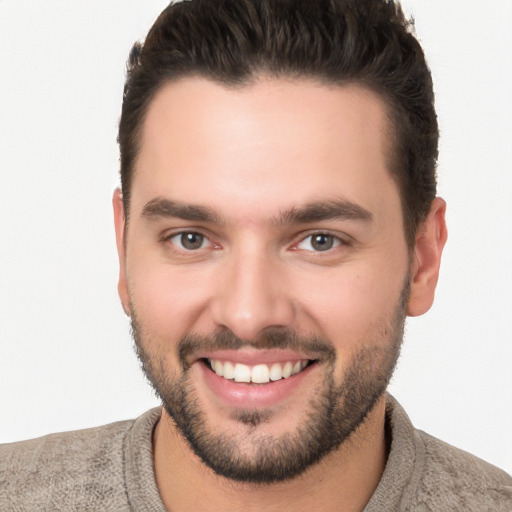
[141,197,372,226]
[141,198,224,224]
[274,199,373,225]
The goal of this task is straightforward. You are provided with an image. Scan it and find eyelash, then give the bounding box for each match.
[162,231,214,251]
[294,232,346,252]
[161,230,349,254]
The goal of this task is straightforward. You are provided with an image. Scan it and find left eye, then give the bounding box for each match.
[296,233,342,252]
[169,232,211,251]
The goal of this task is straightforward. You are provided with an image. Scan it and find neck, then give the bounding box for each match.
[153,395,388,512]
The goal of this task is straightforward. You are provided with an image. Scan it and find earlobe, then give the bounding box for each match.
[113,188,131,317]
[407,197,448,317]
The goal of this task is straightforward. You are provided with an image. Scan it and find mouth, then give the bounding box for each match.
[193,349,320,408]
[204,358,314,384]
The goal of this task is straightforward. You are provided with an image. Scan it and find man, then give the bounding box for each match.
[1,0,511,510]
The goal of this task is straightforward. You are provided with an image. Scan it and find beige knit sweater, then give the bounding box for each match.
[1,396,511,511]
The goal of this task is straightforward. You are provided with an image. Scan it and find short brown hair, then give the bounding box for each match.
[118,0,438,246]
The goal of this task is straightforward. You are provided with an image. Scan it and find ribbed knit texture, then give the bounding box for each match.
[1,396,511,511]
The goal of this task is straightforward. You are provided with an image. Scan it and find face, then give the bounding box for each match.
[115,78,417,482]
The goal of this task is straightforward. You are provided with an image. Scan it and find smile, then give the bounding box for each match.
[207,359,311,384]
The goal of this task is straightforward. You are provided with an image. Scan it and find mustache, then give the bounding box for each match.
[178,328,336,368]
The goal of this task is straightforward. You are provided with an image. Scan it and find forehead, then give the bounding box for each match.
[132,77,399,223]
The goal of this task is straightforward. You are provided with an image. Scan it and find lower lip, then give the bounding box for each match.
[198,361,316,408]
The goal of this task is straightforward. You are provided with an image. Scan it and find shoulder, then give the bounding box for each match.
[409,429,512,511]
[0,410,159,510]
[379,396,512,512]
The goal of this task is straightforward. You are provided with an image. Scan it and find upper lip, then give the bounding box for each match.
[192,348,314,366]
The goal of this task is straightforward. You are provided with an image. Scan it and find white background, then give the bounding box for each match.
[1,1,511,474]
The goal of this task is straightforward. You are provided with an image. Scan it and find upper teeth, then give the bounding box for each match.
[208,359,309,384]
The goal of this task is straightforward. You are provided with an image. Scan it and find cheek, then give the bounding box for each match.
[127,254,213,339]
[294,269,407,383]
[294,262,407,346]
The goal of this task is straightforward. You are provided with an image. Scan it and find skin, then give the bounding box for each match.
[113,77,447,511]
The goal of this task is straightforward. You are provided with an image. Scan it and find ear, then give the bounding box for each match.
[407,197,448,317]
[113,188,131,316]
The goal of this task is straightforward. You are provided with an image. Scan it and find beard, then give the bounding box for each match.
[131,280,409,484]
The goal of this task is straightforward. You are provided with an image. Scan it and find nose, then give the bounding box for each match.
[210,246,296,341]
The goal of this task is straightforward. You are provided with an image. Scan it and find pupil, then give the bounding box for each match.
[312,234,333,251]
[181,232,203,250]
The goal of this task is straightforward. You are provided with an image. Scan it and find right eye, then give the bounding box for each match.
[167,232,212,251]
